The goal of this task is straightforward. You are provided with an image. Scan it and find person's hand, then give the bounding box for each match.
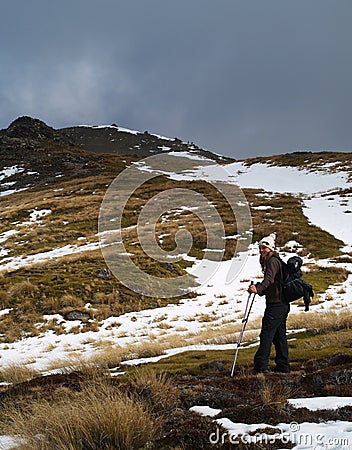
[248,284,257,294]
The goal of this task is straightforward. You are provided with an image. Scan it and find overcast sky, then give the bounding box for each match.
[1,0,352,159]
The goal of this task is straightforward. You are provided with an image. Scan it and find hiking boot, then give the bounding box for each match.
[251,369,269,375]
[273,367,290,375]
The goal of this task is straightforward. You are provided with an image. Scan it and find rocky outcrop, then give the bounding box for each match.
[2,116,58,141]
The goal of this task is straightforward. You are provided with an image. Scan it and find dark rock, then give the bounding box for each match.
[63,309,91,321]
[98,268,111,280]
[73,285,86,295]
[200,360,227,372]
[150,302,159,308]
[51,275,65,282]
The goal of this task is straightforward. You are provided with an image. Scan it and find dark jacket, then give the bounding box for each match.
[255,252,283,304]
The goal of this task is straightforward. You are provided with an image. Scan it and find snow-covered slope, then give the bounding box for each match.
[0,151,351,372]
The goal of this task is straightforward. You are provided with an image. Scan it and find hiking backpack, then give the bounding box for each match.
[278,256,314,311]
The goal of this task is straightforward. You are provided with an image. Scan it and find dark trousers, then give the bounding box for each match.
[254,302,290,372]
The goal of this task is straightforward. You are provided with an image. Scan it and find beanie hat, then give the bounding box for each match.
[258,233,276,251]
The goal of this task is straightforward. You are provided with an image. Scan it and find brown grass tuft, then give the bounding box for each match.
[0,363,39,384]
[0,290,10,309]
[8,281,39,299]
[59,294,85,309]
[288,310,352,334]
[128,367,179,415]
[256,374,301,410]
[4,378,160,450]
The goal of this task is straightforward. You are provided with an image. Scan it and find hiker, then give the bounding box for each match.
[247,233,290,374]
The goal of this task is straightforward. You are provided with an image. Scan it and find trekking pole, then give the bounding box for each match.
[230,282,256,377]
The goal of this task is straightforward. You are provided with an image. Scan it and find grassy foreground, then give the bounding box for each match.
[0,310,351,449]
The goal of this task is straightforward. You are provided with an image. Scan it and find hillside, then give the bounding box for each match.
[0,114,351,362]
[61,123,231,161]
[0,116,351,449]
[0,116,230,196]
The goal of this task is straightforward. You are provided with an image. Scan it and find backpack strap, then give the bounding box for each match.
[269,254,286,301]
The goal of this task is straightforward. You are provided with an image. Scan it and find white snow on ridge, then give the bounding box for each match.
[79,124,176,141]
[166,150,211,161]
[233,162,349,195]
[0,166,25,182]
[0,241,101,273]
[77,124,139,135]
[0,166,28,197]
[303,195,352,251]
[167,159,350,195]
[158,152,352,249]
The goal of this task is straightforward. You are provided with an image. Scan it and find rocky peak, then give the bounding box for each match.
[3,116,57,141]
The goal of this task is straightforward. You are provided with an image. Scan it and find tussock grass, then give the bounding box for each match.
[127,340,167,360]
[0,248,190,342]
[197,313,218,323]
[300,329,352,350]
[138,308,352,374]
[0,311,42,343]
[4,378,161,450]
[86,340,168,369]
[203,329,259,346]
[174,320,261,347]
[256,373,301,410]
[0,363,39,384]
[45,356,108,379]
[59,294,85,309]
[0,290,9,308]
[128,367,179,415]
[8,281,39,299]
[288,310,352,334]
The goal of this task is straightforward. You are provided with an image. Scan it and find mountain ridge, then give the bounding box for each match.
[0,116,134,195]
[1,116,232,162]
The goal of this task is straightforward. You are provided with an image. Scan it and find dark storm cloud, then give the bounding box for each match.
[1,0,352,158]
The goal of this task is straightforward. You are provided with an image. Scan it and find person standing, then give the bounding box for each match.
[247,233,290,374]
